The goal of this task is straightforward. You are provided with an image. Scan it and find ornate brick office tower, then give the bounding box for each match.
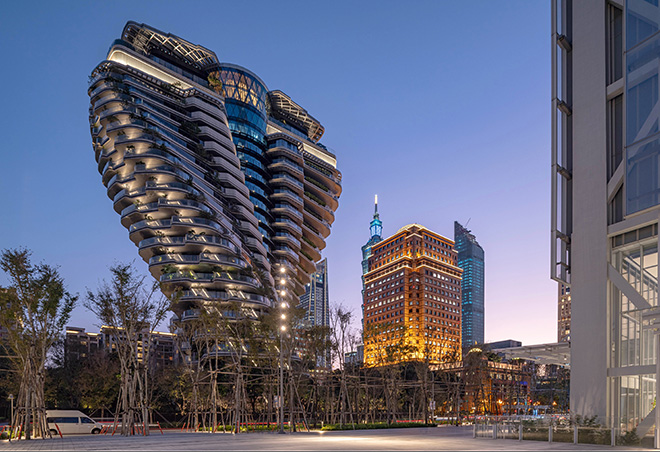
[363,224,462,367]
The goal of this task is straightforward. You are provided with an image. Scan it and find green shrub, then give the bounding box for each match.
[321,422,434,431]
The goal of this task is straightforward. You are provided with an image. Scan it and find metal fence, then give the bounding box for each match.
[472,415,645,447]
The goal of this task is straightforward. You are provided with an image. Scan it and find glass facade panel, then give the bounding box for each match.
[626,39,659,146]
[627,0,660,49]
[612,374,656,433]
[626,135,660,213]
[611,240,658,378]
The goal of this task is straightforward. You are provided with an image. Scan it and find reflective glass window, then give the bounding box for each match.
[627,0,660,49]
[626,135,660,213]
[626,36,660,146]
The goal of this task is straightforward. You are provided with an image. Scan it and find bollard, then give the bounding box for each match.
[574,424,578,444]
[611,427,616,447]
[519,420,523,441]
[549,423,553,443]
[473,423,476,438]
[493,423,497,439]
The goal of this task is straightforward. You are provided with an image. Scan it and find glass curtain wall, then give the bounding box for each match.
[610,237,658,430]
[217,66,274,253]
[626,0,660,214]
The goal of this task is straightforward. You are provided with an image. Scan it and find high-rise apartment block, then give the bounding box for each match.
[551,0,660,438]
[64,327,103,363]
[298,258,329,328]
[557,283,571,342]
[363,224,462,366]
[454,221,485,349]
[64,326,175,369]
[88,22,341,324]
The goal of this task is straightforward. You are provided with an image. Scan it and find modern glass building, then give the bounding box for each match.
[87,22,341,333]
[454,221,485,350]
[551,0,660,440]
[298,258,329,329]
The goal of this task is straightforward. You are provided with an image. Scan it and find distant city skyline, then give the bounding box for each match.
[0,1,555,345]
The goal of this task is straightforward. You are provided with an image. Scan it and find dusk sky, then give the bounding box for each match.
[0,1,553,345]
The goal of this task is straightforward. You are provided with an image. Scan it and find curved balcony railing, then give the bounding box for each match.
[271,173,304,189]
[149,252,245,268]
[161,270,259,286]
[273,203,304,221]
[139,234,240,254]
[271,189,304,205]
[178,288,269,305]
[121,198,212,217]
[270,158,303,174]
[272,217,303,234]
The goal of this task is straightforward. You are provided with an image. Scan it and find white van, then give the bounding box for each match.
[46,410,103,435]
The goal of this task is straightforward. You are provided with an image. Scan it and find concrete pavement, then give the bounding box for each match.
[0,426,642,451]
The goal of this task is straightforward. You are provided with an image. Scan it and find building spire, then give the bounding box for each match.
[370,194,382,239]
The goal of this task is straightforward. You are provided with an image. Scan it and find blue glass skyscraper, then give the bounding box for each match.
[454,221,485,349]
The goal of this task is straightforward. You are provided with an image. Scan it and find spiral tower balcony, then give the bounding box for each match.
[266,91,342,296]
[88,24,273,319]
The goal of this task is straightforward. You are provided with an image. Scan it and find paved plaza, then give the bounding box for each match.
[0,426,642,451]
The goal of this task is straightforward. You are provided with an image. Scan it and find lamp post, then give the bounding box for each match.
[279,325,285,434]
[277,266,287,434]
[7,394,13,442]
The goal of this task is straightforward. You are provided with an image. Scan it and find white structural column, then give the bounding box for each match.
[570,0,608,420]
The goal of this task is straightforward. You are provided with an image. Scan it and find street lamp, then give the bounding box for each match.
[7,394,14,442]
[277,265,288,434]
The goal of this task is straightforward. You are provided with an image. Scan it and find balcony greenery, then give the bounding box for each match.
[304,191,326,207]
[304,176,330,193]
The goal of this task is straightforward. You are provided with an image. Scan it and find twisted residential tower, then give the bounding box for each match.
[88,22,341,321]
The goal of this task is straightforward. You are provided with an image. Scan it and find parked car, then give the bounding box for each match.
[46,410,102,435]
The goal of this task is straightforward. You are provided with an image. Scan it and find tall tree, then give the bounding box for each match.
[0,248,76,439]
[84,262,170,436]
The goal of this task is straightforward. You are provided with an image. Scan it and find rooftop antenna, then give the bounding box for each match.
[465,217,471,229]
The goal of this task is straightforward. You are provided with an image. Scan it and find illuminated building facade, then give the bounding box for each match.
[363,224,462,367]
[557,283,571,342]
[88,22,341,332]
[454,221,485,350]
[434,351,532,415]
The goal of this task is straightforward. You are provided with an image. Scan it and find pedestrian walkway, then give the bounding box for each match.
[0,426,641,451]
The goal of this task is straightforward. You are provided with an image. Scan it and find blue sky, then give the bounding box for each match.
[0,1,554,344]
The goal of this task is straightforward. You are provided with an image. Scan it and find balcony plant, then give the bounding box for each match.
[207,71,224,95]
